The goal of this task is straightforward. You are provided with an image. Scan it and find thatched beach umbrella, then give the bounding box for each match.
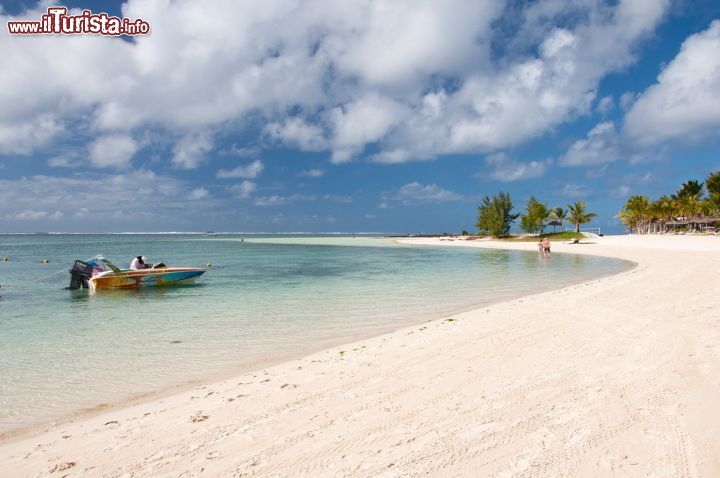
[546,219,562,233]
[666,216,720,231]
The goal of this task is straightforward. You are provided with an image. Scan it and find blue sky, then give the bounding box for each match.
[1,0,719,233]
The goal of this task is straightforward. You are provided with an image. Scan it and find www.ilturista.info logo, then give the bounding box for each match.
[7,7,150,36]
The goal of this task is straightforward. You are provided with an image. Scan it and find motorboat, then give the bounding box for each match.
[68,256,206,291]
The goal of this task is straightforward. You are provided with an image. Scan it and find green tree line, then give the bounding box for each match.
[476,193,596,238]
[618,171,720,234]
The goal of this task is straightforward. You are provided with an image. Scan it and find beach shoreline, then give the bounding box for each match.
[2,234,719,476]
[0,239,631,442]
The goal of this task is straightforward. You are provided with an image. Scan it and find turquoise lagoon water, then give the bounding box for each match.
[0,234,632,433]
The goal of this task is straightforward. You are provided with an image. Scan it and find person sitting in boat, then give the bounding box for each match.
[130,256,151,270]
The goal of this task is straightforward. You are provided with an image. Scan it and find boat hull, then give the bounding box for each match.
[88,268,206,291]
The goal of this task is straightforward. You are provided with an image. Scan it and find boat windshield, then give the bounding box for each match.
[86,256,121,274]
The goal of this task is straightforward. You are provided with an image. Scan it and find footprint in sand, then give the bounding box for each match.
[49,461,76,473]
[190,412,209,423]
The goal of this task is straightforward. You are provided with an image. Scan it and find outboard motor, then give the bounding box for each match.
[68,260,93,289]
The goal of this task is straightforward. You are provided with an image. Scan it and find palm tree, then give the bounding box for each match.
[706,171,720,215]
[676,180,704,199]
[551,207,567,232]
[566,200,597,233]
[618,195,650,233]
[650,195,675,233]
[710,193,720,216]
[676,194,705,231]
[617,175,720,234]
[706,171,720,196]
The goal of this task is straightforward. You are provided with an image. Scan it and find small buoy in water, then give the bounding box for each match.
[2,256,8,262]
[206,262,212,268]
[42,259,49,263]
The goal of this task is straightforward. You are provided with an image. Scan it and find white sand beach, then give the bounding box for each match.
[2,234,719,477]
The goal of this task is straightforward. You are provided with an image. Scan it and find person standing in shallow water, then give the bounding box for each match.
[537,237,551,254]
[542,237,551,254]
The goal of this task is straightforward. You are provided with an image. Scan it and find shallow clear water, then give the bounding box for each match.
[0,234,632,433]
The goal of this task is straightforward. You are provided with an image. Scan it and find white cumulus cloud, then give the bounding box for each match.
[228,180,257,198]
[264,118,327,152]
[624,20,720,146]
[596,96,614,115]
[172,133,213,169]
[217,160,264,179]
[0,0,671,166]
[481,152,551,182]
[189,187,209,200]
[254,194,317,206]
[383,182,463,205]
[88,134,138,169]
[559,122,620,167]
[0,170,217,230]
[329,93,410,163]
[0,115,63,155]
